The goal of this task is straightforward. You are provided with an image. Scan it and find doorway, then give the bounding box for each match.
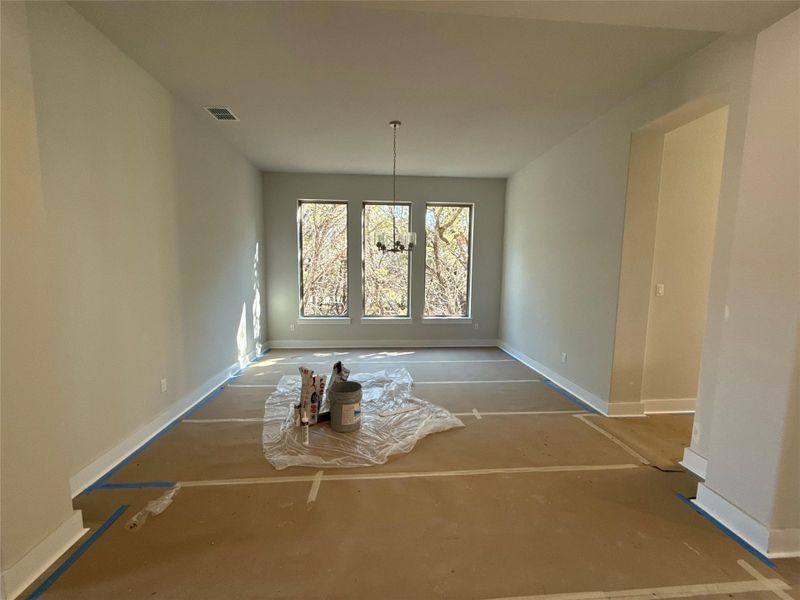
[610,103,730,419]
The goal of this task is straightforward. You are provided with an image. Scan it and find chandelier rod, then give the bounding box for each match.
[392,121,399,244]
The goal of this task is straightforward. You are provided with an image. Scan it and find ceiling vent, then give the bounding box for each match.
[203,106,239,121]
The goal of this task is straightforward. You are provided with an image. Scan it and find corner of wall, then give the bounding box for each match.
[695,483,800,558]
[680,446,708,479]
[1,511,87,600]
[497,340,612,415]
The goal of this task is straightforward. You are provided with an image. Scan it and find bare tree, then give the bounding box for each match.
[424,205,471,317]
[300,203,348,316]
[364,204,410,317]
[299,203,470,319]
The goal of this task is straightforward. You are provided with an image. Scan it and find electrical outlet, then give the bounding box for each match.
[561,352,567,364]
[289,323,295,332]
[656,283,665,297]
[160,378,168,393]
[473,323,479,330]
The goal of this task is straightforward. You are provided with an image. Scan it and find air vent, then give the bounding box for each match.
[203,106,239,121]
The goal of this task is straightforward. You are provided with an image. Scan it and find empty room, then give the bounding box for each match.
[2,1,799,599]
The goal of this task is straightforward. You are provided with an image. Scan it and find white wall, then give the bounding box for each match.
[1,1,263,591]
[641,107,728,402]
[1,4,79,594]
[696,9,799,556]
[262,172,505,346]
[500,33,756,414]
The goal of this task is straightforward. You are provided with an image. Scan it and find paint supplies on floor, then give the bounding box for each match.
[328,361,351,392]
[328,380,362,433]
[263,368,464,469]
[296,366,327,444]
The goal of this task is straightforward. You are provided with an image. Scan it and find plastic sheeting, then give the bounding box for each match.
[262,368,464,469]
[125,485,181,532]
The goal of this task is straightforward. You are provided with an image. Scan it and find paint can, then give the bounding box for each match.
[328,381,362,433]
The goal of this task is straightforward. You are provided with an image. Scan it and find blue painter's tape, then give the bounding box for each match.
[95,481,176,490]
[26,504,129,600]
[85,384,227,493]
[541,379,600,414]
[181,384,227,419]
[676,494,775,568]
[82,350,270,494]
[227,349,270,381]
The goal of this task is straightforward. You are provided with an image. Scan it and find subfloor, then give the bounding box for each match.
[23,347,799,599]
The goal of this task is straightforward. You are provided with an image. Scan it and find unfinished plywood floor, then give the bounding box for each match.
[23,347,798,599]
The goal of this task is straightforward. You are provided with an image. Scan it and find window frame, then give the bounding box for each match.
[296,199,350,319]
[422,202,475,320]
[361,200,413,320]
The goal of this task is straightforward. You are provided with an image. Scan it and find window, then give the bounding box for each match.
[362,202,411,317]
[298,201,348,317]
[424,204,473,317]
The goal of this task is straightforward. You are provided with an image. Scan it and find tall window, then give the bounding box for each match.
[424,204,473,317]
[298,201,348,317]
[363,202,411,317]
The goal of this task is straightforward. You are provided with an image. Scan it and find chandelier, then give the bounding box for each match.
[376,120,417,253]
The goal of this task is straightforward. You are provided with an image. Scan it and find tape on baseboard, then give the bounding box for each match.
[676,494,776,568]
[25,505,129,599]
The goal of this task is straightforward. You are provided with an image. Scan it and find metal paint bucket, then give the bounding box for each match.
[328,381,362,433]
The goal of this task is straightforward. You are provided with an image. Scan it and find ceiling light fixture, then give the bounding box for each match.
[376,120,416,254]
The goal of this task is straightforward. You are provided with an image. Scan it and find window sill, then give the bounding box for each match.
[361,317,413,324]
[421,317,472,324]
[297,317,351,325]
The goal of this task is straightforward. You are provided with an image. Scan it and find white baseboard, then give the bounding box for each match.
[266,338,498,349]
[2,510,86,600]
[695,483,771,555]
[606,401,646,417]
[497,341,612,415]
[644,397,696,414]
[69,351,259,497]
[680,447,708,479]
[696,483,800,557]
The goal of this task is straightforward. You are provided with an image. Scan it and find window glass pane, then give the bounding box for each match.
[424,204,472,317]
[298,202,348,317]
[363,203,411,317]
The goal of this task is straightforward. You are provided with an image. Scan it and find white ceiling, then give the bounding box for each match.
[72,1,798,177]
[358,1,800,33]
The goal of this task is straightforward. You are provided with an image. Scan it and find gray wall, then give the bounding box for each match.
[263,172,505,346]
[500,33,756,413]
[1,0,263,579]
